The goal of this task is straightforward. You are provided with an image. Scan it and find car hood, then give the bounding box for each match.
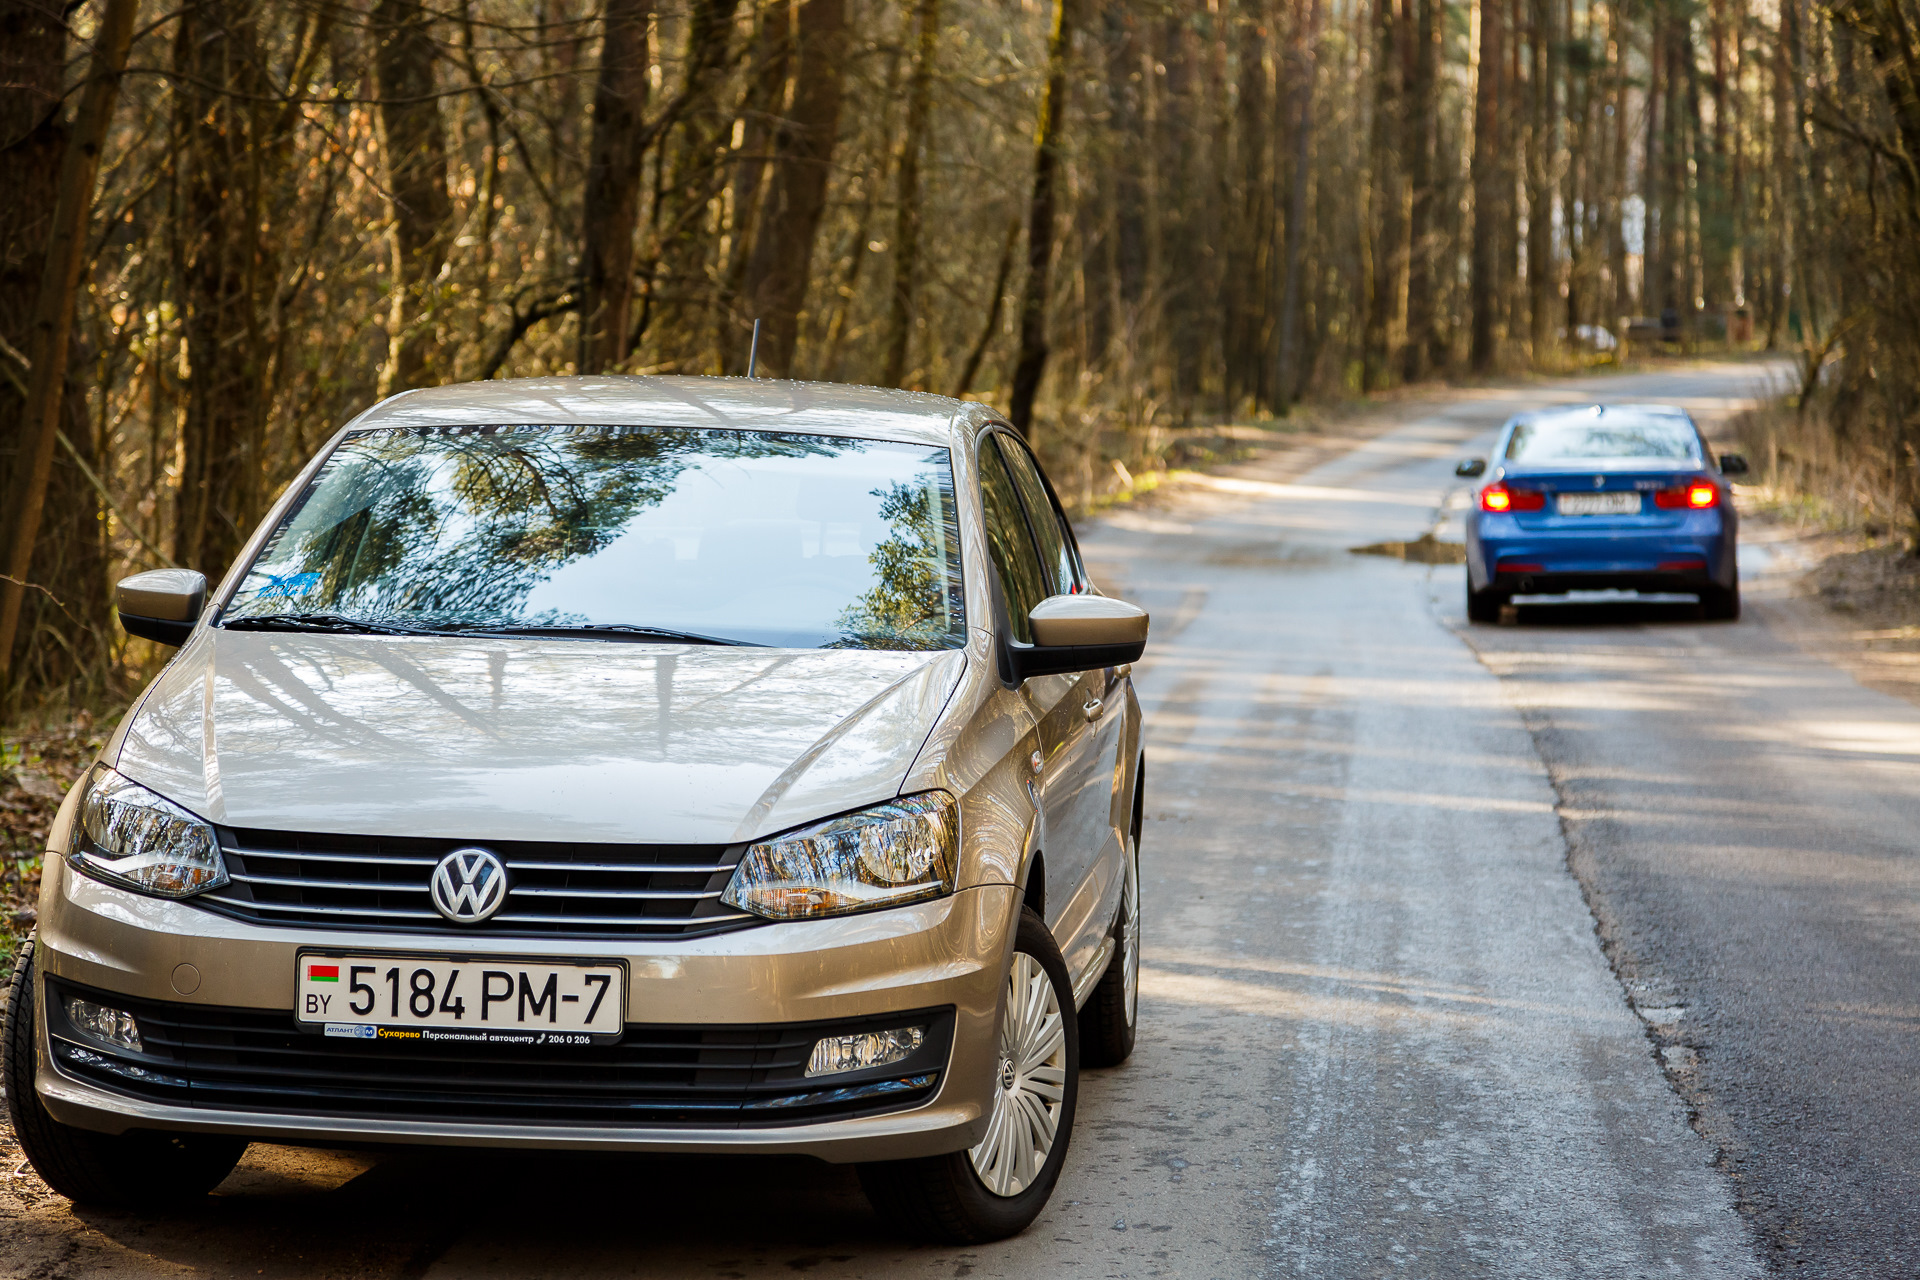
[110,631,967,846]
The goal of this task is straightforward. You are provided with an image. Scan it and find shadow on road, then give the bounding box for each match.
[1506,600,1717,628]
[42,1145,899,1277]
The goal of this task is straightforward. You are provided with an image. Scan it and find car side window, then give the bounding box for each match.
[992,434,1079,596]
[978,438,1050,644]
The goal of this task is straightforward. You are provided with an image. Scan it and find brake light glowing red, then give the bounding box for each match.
[1479,483,1544,513]
[1654,479,1720,509]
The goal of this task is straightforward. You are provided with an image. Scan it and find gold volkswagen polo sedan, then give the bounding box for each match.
[3,377,1147,1243]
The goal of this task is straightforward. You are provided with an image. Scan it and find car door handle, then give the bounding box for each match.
[1082,698,1103,722]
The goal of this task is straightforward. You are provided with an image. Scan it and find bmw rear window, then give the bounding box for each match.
[1504,419,1700,463]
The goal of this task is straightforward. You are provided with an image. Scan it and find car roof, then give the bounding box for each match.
[342,375,985,448]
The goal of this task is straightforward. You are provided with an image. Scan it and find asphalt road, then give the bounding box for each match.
[8,359,1913,1278]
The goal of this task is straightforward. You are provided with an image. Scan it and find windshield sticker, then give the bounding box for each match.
[260,571,322,599]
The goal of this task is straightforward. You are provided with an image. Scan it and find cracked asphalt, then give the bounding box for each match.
[8,361,1913,1278]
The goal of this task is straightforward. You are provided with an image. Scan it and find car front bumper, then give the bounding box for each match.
[32,851,1017,1163]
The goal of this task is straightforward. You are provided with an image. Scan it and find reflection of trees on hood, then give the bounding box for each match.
[835,474,964,650]
[235,426,853,625]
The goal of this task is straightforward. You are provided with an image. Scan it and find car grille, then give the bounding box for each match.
[198,828,758,939]
[47,981,952,1129]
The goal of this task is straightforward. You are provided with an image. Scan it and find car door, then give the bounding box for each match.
[976,433,1085,943]
[992,435,1121,963]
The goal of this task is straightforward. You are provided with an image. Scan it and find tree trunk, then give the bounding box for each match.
[650,0,743,371]
[578,0,653,374]
[1608,4,1631,323]
[715,5,792,367]
[882,0,941,388]
[0,0,107,703]
[1364,0,1408,389]
[740,0,848,378]
[1276,0,1325,406]
[1469,0,1504,370]
[373,0,453,392]
[1007,0,1081,437]
[1526,0,1554,360]
[0,0,138,693]
[1225,0,1274,407]
[171,2,271,578]
[1403,0,1441,381]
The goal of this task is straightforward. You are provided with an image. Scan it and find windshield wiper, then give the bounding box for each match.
[454,623,759,647]
[220,613,457,638]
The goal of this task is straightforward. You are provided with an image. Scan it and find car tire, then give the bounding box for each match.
[1465,576,1505,623]
[858,906,1079,1244]
[1079,823,1140,1070]
[3,937,247,1208]
[1701,580,1741,621]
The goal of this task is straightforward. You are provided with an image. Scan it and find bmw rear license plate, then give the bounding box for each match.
[295,952,625,1045]
[1556,491,1642,516]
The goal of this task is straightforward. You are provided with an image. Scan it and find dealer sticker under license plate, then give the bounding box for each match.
[1555,491,1642,516]
[295,954,625,1045]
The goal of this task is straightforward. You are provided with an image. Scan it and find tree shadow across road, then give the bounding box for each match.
[10,1141,915,1278]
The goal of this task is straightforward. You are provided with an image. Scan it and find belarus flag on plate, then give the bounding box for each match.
[307,964,340,982]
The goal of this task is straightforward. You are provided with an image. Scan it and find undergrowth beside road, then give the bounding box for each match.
[1734,396,1920,632]
[0,716,102,985]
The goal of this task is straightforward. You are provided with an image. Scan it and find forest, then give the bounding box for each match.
[1,0,1918,716]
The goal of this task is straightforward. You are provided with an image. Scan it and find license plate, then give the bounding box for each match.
[1555,491,1642,516]
[295,952,625,1045]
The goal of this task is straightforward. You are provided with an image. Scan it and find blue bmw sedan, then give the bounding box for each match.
[1458,404,1749,623]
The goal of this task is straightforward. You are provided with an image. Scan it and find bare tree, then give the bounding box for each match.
[1276,0,1325,407]
[741,0,849,379]
[1469,0,1504,370]
[1007,0,1080,436]
[372,0,454,392]
[578,0,653,374]
[0,0,138,694]
[882,0,942,388]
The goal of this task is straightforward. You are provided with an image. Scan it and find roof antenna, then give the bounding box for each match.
[746,318,761,378]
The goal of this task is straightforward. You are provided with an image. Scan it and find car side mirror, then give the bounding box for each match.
[1455,458,1487,478]
[115,569,207,647]
[1718,452,1750,476]
[1006,594,1148,681]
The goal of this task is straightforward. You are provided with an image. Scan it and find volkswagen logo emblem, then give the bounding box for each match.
[430,848,508,924]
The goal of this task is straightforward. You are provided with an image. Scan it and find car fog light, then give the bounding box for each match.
[65,996,142,1053]
[806,1025,926,1077]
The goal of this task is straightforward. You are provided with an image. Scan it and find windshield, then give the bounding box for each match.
[222,424,966,650]
[1504,418,1700,464]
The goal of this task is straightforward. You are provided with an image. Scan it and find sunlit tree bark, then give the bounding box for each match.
[578,0,653,374]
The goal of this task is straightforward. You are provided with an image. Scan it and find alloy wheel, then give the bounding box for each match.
[969,952,1068,1196]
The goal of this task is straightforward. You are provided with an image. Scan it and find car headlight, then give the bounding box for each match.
[69,766,227,898]
[722,791,958,920]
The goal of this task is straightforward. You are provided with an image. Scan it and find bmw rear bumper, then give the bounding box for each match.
[1467,514,1734,595]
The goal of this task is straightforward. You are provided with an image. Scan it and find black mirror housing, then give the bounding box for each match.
[1455,458,1488,478]
[118,612,197,647]
[1005,638,1147,682]
[1718,452,1750,476]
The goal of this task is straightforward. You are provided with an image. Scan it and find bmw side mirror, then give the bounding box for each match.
[1006,594,1149,681]
[1455,458,1487,478]
[115,569,207,647]
[1718,452,1750,476]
